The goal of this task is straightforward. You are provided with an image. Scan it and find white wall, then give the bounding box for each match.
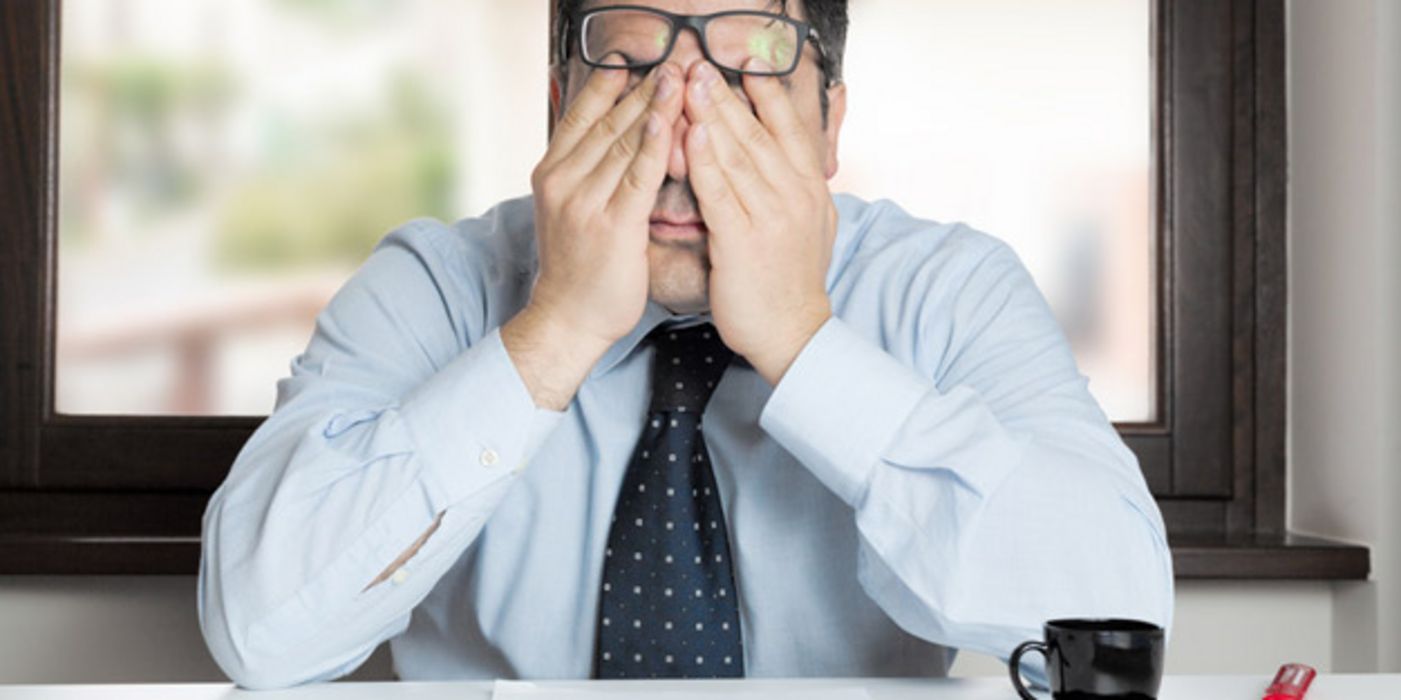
[1287,0,1401,675]
[0,577,1339,683]
[0,577,392,684]
[1,0,1397,686]
[951,581,1336,678]
[1381,0,1401,670]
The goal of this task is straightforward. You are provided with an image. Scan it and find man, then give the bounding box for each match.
[199,0,1173,689]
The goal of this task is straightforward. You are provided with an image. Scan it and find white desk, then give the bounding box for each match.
[1,676,1398,700]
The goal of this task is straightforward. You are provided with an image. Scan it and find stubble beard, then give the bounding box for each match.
[648,177,711,315]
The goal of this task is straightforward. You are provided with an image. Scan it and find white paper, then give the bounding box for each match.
[492,680,873,700]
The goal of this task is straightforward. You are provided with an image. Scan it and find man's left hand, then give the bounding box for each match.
[683,60,836,386]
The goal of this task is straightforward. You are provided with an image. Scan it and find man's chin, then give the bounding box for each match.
[660,303,709,316]
[647,231,710,315]
[650,290,710,316]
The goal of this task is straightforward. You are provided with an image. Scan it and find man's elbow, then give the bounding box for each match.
[198,583,289,689]
[1119,494,1175,632]
[198,551,315,689]
[210,648,309,691]
[199,608,339,690]
[198,563,377,689]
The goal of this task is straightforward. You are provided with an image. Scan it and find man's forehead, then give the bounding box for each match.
[581,0,802,21]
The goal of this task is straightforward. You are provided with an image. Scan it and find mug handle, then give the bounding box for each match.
[1008,640,1048,700]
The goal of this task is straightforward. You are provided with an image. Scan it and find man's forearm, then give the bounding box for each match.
[364,307,594,593]
[501,305,615,412]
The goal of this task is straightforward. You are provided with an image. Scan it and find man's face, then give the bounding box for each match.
[551,0,847,315]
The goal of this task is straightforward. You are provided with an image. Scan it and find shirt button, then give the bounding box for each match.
[479,448,499,467]
[391,568,409,585]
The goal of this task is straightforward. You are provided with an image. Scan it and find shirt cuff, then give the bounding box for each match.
[758,315,932,508]
[399,325,566,511]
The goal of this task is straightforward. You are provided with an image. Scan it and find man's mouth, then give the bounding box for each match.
[649,217,708,241]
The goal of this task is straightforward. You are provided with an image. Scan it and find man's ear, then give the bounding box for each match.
[549,68,565,139]
[823,81,848,180]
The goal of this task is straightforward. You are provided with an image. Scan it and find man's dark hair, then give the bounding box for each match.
[552,1,850,99]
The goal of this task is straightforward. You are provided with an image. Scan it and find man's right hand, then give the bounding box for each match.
[502,61,684,411]
[528,60,684,348]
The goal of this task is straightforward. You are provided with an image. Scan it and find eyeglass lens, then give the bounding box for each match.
[582,10,802,73]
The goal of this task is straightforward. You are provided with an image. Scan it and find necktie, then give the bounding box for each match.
[594,323,745,679]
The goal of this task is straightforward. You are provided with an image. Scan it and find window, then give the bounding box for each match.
[833,0,1154,423]
[0,0,1367,577]
[56,0,548,416]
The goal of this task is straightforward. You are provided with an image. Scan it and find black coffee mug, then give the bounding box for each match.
[1008,618,1165,699]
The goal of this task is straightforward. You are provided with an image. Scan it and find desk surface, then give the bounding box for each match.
[1,676,1399,700]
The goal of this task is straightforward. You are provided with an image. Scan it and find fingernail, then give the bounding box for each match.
[690,77,709,105]
[646,112,663,137]
[695,62,718,82]
[746,58,773,73]
[655,72,673,101]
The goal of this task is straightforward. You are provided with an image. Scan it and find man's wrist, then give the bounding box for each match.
[746,303,832,387]
[501,305,614,411]
[517,304,615,356]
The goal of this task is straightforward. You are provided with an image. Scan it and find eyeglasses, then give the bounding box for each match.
[569,5,827,81]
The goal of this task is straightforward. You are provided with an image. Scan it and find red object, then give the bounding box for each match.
[1262,663,1317,700]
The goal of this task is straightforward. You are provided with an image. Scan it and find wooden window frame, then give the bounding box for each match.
[0,0,1368,577]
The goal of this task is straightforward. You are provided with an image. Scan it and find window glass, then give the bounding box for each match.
[833,0,1155,421]
[58,0,1153,422]
[57,0,548,414]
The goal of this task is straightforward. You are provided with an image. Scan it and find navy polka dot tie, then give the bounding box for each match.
[594,323,745,679]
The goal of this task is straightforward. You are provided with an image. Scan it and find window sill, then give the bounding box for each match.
[0,535,198,575]
[1171,532,1370,580]
[0,532,1373,579]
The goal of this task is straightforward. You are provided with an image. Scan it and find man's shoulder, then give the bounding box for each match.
[376,194,538,271]
[346,195,537,342]
[834,193,1019,282]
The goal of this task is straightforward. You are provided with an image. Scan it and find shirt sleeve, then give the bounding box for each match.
[758,239,1174,684]
[198,221,565,690]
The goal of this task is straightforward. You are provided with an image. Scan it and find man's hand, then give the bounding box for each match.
[682,60,836,386]
[528,60,685,350]
[503,61,684,411]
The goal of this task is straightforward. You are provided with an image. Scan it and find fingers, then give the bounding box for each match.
[581,63,683,211]
[684,65,779,208]
[545,58,630,165]
[739,59,824,177]
[684,123,749,237]
[606,110,674,218]
[683,63,805,189]
[558,64,679,181]
[595,80,684,216]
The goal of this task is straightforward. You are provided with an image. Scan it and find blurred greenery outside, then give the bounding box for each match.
[61,5,458,275]
[215,75,457,272]
[275,0,397,26]
[56,0,538,415]
[61,57,234,237]
[58,0,1153,420]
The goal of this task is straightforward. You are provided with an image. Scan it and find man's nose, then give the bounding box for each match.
[667,26,709,78]
[667,111,692,181]
[664,28,709,180]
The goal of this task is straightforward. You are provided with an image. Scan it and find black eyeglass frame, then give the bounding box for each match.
[566,5,831,84]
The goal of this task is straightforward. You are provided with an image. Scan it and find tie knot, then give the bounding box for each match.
[649,323,734,413]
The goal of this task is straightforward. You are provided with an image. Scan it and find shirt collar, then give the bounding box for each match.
[588,301,715,379]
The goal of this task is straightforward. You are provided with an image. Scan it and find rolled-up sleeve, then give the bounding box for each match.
[759,238,1173,685]
[198,220,563,689]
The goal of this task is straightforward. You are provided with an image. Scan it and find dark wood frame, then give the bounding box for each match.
[0,0,1368,578]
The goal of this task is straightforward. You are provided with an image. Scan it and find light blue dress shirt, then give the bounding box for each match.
[198,194,1174,690]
